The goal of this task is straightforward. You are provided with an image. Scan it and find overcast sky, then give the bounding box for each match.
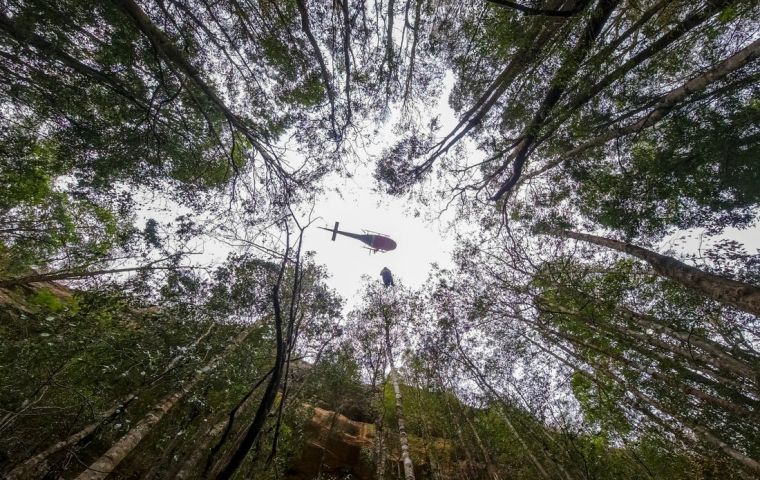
[141,73,760,312]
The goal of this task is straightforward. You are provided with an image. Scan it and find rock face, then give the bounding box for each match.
[285,406,464,480]
[285,407,376,480]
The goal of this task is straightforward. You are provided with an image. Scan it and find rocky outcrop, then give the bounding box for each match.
[285,407,376,480]
[285,407,463,480]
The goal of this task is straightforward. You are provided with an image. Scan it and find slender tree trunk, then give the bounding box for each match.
[558,37,760,160]
[111,0,285,179]
[0,12,147,110]
[436,384,477,479]
[5,395,136,480]
[531,0,730,159]
[8,323,215,479]
[173,418,229,480]
[337,0,352,124]
[460,402,502,480]
[563,0,732,121]
[538,298,758,380]
[294,0,337,134]
[374,398,388,480]
[0,264,173,288]
[210,285,287,480]
[551,334,760,472]
[452,339,551,480]
[487,0,584,16]
[537,318,754,417]
[491,0,620,200]
[73,328,253,480]
[535,298,758,395]
[419,0,567,174]
[401,0,422,106]
[617,307,759,376]
[384,0,396,96]
[610,365,760,473]
[385,328,416,480]
[558,230,760,316]
[168,367,272,479]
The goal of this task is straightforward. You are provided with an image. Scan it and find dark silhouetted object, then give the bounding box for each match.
[319,221,397,253]
[381,267,394,287]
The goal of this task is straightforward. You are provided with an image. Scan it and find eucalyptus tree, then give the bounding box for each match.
[1,215,341,480]
[423,223,760,476]
[373,0,760,235]
[0,0,361,291]
[347,281,420,480]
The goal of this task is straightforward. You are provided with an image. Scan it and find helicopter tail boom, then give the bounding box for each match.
[331,221,339,241]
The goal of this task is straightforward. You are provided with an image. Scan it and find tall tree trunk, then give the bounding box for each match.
[209,285,287,479]
[337,0,352,124]
[374,396,388,480]
[8,323,215,480]
[535,298,758,395]
[418,0,568,175]
[434,379,478,479]
[401,0,423,107]
[167,366,273,479]
[294,0,337,134]
[384,327,416,480]
[73,327,253,480]
[565,0,732,120]
[536,317,754,417]
[491,0,620,200]
[5,395,136,480]
[459,399,502,480]
[0,264,173,288]
[526,36,760,183]
[487,0,585,16]
[549,332,760,472]
[0,12,148,110]
[532,0,731,156]
[557,230,760,316]
[538,297,759,380]
[558,37,760,160]
[111,0,286,180]
[452,337,551,480]
[607,363,760,473]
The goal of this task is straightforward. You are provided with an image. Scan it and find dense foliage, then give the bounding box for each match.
[1,0,759,479]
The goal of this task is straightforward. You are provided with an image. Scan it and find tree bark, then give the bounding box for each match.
[110,0,287,181]
[487,0,585,17]
[491,0,620,200]
[5,395,136,480]
[73,328,253,480]
[558,230,760,317]
[557,37,760,160]
[294,0,337,135]
[209,285,287,479]
[385,327,416,480]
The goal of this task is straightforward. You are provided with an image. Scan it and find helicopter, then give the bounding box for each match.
[319,221,397,253]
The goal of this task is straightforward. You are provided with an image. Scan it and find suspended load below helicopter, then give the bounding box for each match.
[319,222,397,253]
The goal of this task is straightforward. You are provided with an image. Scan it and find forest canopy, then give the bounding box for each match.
[1,0,759,479]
